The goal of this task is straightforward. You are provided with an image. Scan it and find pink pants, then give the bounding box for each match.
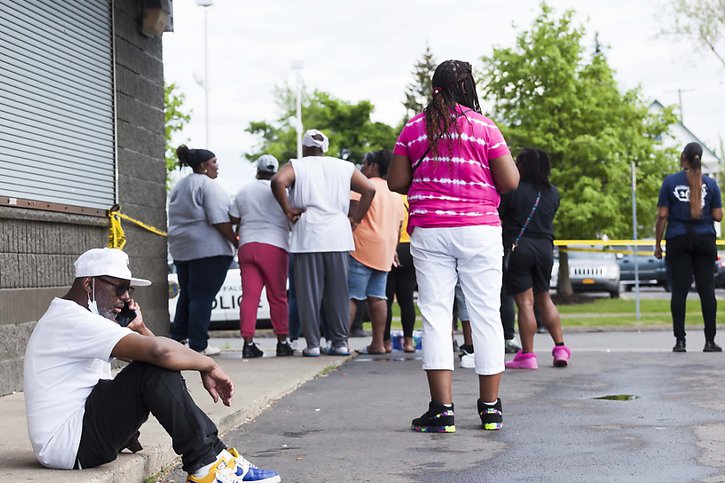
[238,242,289,338]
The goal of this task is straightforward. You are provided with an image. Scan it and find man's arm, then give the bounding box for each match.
[654,206,669,260]
[348,170,375,230]
[271,163,306,223]
[387,154,412,194]
[112,334,234,406]
[489,154,519,194]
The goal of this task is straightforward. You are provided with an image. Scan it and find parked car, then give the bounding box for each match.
[618,246,670,292]
[714,253,725,288]
[556,249,621,298]
[168,260,271,331]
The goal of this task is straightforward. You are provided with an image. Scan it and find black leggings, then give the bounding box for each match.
[385,243,417,340]
[666,234,717,341]
[75,362,224,473]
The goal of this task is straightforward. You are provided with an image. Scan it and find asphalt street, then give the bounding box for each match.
[163,331,725,483]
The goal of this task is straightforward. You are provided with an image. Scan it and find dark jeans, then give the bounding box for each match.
[75,362,224,473]
[500,290,516,340]
[385,243,417,340]
[171,255,233,351]
[666,234,718,341]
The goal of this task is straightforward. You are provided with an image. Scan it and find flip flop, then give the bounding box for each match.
[355,346,387,355]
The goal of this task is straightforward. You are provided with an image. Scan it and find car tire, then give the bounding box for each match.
[624,284,633,292]
[609,290,620,299]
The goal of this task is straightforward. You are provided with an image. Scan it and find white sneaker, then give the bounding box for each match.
[201,345,221,356]
[460,352,475,369]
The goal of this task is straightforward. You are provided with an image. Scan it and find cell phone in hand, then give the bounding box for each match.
[116,302,137,327]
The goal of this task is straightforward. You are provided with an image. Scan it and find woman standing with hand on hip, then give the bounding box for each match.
[168,145,238,355]
[388,59,519,432]
[655,142,722,353]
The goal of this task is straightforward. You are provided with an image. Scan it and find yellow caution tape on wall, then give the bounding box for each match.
[107,205,167,249]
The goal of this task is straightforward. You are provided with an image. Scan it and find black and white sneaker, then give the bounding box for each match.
[242,342,264,359]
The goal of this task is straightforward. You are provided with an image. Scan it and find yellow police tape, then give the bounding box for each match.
[554,239,725,256]
[107,207,167,250]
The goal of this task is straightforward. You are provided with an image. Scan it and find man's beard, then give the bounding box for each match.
[98,307,116,321]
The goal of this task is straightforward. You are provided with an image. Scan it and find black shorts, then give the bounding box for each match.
[504,238,554,295]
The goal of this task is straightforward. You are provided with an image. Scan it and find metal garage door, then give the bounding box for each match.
[0,1,115,212]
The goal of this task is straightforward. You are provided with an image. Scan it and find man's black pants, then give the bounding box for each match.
[75,362,225,473]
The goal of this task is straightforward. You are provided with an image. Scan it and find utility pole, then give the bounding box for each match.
[291,61,304,160]
[665,88,695,124]
[196,0,213,146]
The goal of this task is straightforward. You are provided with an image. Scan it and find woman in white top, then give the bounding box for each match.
[168,145,237,355]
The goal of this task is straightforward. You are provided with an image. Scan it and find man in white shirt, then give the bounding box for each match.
[23,248,280,483]
[271,130,375,356]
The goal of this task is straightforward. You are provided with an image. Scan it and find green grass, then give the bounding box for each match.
[385,296,725,329]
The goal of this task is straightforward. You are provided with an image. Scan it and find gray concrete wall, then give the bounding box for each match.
[0,0,168,396]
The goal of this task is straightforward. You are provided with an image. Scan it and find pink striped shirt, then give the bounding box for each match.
[393,105,510,233]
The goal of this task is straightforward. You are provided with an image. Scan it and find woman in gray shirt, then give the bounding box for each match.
[168,145,238,355]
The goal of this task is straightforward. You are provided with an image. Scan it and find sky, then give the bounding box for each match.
[162,0,725,195]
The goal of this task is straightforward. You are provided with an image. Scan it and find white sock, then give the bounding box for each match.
[193,450,230,478]
[483,400,497,406]
[442,403,453,408]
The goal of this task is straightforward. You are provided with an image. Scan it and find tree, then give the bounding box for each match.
[402,43,437,118]
[164,82,191,185]
[663,0,725,69]
[480,3,677,295]
[246,85,397,164]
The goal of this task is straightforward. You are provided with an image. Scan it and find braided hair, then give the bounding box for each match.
[682,142,704,219]
[424,60,482,158]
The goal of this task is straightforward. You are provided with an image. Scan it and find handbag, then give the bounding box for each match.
[504,190,542,271]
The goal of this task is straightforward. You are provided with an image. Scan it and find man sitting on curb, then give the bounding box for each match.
[23,248,280,483]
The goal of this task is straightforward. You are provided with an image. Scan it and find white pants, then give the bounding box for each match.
[411,226,505,375]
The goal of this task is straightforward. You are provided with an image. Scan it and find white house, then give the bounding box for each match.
[650,100,722,178]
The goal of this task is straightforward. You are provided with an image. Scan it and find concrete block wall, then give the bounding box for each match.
[0,0,168,396]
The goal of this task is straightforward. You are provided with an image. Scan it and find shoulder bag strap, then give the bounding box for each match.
[510,191,542,252]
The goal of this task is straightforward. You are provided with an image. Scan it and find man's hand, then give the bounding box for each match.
[654,245,663,260]
[201,364,234,407]
[285,207,306,224]
[125,299,153,336]
[392,252,400,268]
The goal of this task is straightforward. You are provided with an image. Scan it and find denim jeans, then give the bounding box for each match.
[171,255,233,352]
[75,362,225,473]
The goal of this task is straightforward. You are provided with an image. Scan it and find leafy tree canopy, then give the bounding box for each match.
[245,85,397,165]
[164,82,191,187]
[663,0,725,69]
[481,3,678,240]
[402,43,437,119]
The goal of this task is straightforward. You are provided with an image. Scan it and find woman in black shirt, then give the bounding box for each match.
[500,149,570,369]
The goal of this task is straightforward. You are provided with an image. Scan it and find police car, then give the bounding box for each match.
[168,259,271,331]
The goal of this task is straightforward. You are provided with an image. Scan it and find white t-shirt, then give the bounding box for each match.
[23,298,133,469]
[230,179,290,251]
[289,156,355,253]
[168,173,235,261]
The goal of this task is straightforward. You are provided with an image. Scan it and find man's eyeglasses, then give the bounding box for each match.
[96,277,134,297]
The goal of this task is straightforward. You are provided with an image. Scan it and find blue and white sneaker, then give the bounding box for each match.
[187,448,280,483]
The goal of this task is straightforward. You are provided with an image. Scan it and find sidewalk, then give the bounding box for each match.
[0,336,373,482]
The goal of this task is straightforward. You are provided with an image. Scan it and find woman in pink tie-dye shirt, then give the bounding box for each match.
[388,59,519,433]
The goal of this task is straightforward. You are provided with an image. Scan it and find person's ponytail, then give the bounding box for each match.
[682,142,704,219]
[176,144,190,168]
